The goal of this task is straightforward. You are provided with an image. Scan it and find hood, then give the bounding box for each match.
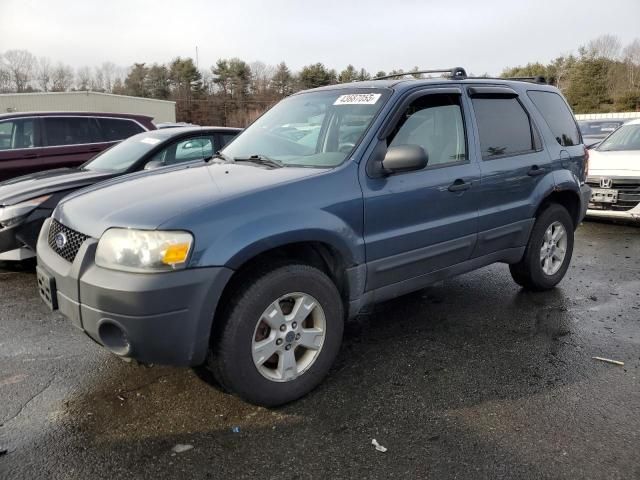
[0,168,116,206]
[55,162,322,238]
[588,149,640,177]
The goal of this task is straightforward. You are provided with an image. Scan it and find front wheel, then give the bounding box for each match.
[509,203,574,291]
[208,264,344,406]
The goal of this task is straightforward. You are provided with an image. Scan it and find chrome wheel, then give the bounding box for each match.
[251,292,326,382]
[540,221,567,276]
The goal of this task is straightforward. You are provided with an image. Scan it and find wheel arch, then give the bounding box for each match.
[535,188,582,229]
[211,239,355,336]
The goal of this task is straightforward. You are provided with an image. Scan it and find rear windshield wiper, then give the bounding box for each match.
[233,154,284,169]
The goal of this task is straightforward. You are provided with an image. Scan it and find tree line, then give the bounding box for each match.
[502,35,640,113]
[1,34,639,126]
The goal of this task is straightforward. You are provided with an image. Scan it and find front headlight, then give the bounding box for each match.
[95,228,193,273]
[0,194,51,227]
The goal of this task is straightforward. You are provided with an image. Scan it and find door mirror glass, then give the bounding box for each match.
[382,145,428,174]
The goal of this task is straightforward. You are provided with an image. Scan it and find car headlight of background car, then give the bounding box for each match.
[95,228,193,273]
[0,195,51,229]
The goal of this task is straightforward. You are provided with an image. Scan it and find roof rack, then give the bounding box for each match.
[466,75,547,85]
[503,76,547,84]
[374,67,468,81]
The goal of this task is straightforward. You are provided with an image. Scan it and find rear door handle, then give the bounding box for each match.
[527,165,546,176]
[448,179,471,192]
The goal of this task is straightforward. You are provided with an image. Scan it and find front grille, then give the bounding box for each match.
[587,178,640,212]
[47,220,89,263]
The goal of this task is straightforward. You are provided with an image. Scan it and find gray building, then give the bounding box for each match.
[0,91,176,123]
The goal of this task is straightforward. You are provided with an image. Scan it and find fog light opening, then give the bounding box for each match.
[98,321,132,356]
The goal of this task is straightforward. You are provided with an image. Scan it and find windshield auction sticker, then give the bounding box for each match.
[140,137,162,145]
[334,93,381,105]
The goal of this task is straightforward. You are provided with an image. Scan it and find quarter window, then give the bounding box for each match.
[528,91,580,147]
[98,118,144,142]
[472,97,536,159]
[388,94,467,166]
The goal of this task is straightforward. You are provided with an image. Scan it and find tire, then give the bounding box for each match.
[208,264,344,407]
[509,203,574,291]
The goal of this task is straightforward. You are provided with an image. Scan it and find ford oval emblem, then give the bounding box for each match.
[55,232,67,249]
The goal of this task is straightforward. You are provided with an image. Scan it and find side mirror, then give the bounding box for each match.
[382,145,428,174]
[144,159,164,170]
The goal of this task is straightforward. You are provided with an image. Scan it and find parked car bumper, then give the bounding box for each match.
[0,208,51,259]
[586,205,640,222]
[36,217,233,366]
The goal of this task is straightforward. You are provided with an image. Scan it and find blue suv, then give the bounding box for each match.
[36,68,591,406]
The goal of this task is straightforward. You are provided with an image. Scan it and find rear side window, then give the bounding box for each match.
[471,97,536,159]
[43,117,93,146]
[0,119,36,150]
[528,91,580,147]
[98,118,144,142]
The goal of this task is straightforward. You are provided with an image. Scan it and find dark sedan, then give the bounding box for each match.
[0,126,241,261]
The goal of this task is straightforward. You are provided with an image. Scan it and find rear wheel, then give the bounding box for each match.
[208,264,344,406]
[509,203,574,291]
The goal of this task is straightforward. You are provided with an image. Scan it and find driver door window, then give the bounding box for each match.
[151,136,214,166]
[388,94,467,167]
[0,119,37,150]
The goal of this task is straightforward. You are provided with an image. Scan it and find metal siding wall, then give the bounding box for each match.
[0,92,176,122]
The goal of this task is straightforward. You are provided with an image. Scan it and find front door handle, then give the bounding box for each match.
[448,179,471,192]
[527,165,546,176]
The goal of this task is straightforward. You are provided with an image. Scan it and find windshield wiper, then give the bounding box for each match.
[234,154,284,169]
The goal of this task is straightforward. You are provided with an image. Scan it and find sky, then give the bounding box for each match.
[1,0,640,76]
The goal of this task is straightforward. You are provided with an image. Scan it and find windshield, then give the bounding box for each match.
[221,89,389,168]
[83,133,165,171]
[597,124,640,151]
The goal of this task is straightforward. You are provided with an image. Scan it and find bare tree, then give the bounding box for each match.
[0,54,11,93]
[3,49,36,92]
[51,62,74,92]
[100,61,117,93]
[585,34,622,60]
[91,66,104,91]
[249,61,275,95]
[76,66,92,90]
[622,39,640,88]
[36,57,52,91]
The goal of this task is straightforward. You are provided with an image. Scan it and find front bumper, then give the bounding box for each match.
[585,176,640,222]
[36,218,233,366]
[0,208,51,258]
[586,207,640,221]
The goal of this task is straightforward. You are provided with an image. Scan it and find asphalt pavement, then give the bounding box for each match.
[1,220,638,479]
